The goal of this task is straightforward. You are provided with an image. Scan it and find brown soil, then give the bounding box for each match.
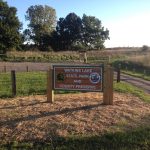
[0,92,150,143]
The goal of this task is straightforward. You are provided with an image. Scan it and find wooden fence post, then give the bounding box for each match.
[143,70,146,76]
[4,66,6,72]
[84,52,87,63]
[11,70,16,97]
[117,68,120,83]
[103,66,113,105]
[47,66,54,103]
[108,56,111,63]
[26,66,29,72]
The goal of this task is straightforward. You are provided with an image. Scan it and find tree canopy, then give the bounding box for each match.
[81,14,109,50]
[24,5,56,49]
[0,0,22,53]
[55,13,82,50]
[53,13,109,51]
[0,2,109,52]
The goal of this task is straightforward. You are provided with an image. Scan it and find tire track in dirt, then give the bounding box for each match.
[120,73,150,94]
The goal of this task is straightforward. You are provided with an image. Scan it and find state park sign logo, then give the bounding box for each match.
[53,65,103,92]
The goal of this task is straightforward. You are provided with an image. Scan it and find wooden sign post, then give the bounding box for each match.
[47,66,54,103]
[47,65,113,105]
[103,66,113,105]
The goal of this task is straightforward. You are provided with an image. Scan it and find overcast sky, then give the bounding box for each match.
[6,0,150,48]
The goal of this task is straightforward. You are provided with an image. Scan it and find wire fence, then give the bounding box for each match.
[113,61,150,76]
[0,59,110,98]
[0,71,47,98]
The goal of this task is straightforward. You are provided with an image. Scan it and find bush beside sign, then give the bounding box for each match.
[53,65,103,91]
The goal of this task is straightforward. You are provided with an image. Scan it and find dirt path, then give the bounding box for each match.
[120,73,150,94]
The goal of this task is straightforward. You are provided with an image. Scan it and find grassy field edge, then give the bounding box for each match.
[114,82,150,103]
[0,126,149,150]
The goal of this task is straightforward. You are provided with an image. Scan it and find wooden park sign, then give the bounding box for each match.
[47,65,113,105]
[53,65,103,92]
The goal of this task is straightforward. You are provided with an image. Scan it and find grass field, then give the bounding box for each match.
[0,72,47,98]
[127,54,150,67]
[0,71,149,102]
[1,127,149,150]
[0,48,147,63]
[114,82,150,103]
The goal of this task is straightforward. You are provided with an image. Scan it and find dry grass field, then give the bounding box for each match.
[127,54,150,67]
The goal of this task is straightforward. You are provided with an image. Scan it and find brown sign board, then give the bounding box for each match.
[53,65,103,91]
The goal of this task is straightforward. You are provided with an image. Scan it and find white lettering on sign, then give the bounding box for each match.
[78,74,89,78]
[58,84,96,90]
[66,74,78,78]
[64,68,81,73]
[64,68,92,73]
[53,65,103,91]
[81,69,92,73]
[59,84,75,89]
[75,85,95,89]
[74,80,81,84]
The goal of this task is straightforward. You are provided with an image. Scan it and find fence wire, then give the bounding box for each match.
[0,71,47,98]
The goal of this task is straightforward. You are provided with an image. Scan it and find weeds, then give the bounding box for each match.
[114,82,150,103]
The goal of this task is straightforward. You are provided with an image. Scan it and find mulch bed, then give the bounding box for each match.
[0,92,149,143]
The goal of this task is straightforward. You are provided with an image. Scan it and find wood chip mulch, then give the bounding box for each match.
[0,92,149,143]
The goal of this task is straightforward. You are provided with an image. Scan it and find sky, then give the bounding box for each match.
[5,0,150,48]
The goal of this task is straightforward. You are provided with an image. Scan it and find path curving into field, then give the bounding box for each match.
[120,73,150,94]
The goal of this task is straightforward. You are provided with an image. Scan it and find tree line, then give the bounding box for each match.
[0,0,109,53]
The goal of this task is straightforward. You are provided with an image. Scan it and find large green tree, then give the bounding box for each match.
[56,13,82,50]
[81,14,109,50]
[0,0,22,53]
[25,5,56,49]
[55,13,109,51]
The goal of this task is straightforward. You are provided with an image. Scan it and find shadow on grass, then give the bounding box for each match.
[0,101,47,110]
[0,103,104,126]
[0,90,80,99]
[1,126,149,150]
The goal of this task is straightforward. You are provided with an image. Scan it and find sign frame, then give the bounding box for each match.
[53,64,104,92]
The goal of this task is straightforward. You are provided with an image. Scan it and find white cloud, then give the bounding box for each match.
[105,12,150,47]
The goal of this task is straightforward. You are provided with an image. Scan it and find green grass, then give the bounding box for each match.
[0,126,149,150]
[122,70,150,81]
[0,72,12,97]
[0,72,150,103]
[0,72,79,98]
[16,72,47,95]
[0,72,47,98]
[114,82,150,103]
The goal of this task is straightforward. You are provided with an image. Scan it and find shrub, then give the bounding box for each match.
[141,45,149,51]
